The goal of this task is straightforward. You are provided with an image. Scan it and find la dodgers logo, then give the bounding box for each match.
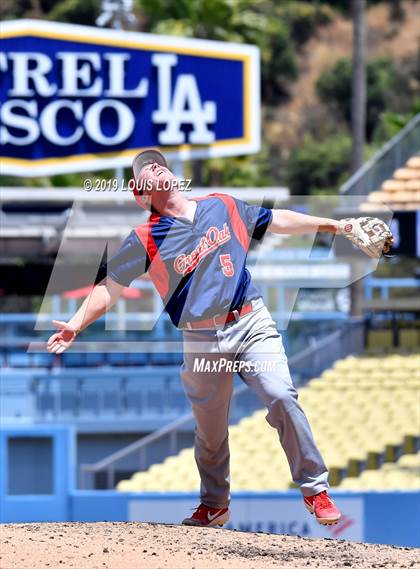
[174,224,231,276]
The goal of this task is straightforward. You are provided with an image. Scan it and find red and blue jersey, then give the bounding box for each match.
[106,194,272,327]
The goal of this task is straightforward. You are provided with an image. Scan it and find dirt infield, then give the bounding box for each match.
[1,522,418,569]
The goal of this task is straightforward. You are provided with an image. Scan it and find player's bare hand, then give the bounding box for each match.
[47,320,77,354]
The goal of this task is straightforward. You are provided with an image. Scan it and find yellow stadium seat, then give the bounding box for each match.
[367,330,393,351]
[338,448,420,491]
[400,455,420,471]
[406,156,420,169]
[333,357,355,371]
[361,156,420,211]
[400,329,420,350]
[338,477,363,490]
[405,179,420,191]
[367,191,390,203]
[394,168,419,180]
[356,357,381,371]
[116,480,135,491]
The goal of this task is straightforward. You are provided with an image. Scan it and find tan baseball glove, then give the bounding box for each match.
[337,217,394,259]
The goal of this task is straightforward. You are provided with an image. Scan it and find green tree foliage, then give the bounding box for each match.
[137,0,333,103]
[279,1,334,45]
[316,57,400,140]
[47,0,100,26]
[304,0,388,14]
[258,20,298,102]
[372,100,420,143]
[138,0,234,39]
[0,0,101,25]
[199,145,273,187]
[287,134,352,194]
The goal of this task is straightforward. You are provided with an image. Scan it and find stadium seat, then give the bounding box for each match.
[398,453,420,469]
[84,353,105,367]
[338,450,420,491]
[394,168,418,180]
[361,155,420,211]
[36,389,55,415]
[167,390,188,413]
[56,378,82,415]
[107,353,130,366]
[62,352,86,367]
[128,353,149,366]
[150,352,178,365]
[31,353,54,367]
[8,352,33,367]
[367,330,393,351]
[79,377,123,415]
[146,390,165,415]
[400,329,420,350]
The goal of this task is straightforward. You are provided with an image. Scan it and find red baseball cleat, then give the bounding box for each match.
[182,503,230,527]
[304,491,341,525]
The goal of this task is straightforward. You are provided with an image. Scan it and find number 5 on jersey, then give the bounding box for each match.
[219,254,234,277]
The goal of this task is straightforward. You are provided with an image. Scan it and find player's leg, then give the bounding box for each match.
[230,300,329,495]
[228,300,340,524]
[181,329,234,511]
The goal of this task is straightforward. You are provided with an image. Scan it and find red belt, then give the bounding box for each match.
[184,302,253,330]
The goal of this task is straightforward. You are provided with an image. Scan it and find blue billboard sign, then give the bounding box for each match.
[0,20,260,176]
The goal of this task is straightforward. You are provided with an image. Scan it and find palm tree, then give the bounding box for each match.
[351,0,367,173]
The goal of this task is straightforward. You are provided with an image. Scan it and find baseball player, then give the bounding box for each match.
[47,149,392,528]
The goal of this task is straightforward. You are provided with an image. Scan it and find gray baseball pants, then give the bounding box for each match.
[181,298,329,509]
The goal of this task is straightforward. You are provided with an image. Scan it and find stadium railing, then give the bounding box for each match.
[339,113,420,196]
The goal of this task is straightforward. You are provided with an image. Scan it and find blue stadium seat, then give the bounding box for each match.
[80,377,122,415]
[167,390,188,413]
[147,390,164,414]
[60,392,79,414]
[8,352,32,367]
[124,391,144,414]
[61,352,103,367]
[84,353,105,367]
[103,390,122,413]
[37,391,55,415]
[107,353,130,366]
[62,352,85,367]
[122,375,164,416]
[128,352,149,366]
[1,365,193,423]
[32,353,54,368]
[150,352,179,365]
[58,378,82,415]
[1,376,36,419]
[80,391,100,414]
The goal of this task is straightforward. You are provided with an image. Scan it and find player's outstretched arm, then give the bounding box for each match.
[268,210,393,258]
[268,209,338,235]
[46,277,124,354]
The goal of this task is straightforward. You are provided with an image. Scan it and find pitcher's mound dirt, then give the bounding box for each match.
[1,522,418,569]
